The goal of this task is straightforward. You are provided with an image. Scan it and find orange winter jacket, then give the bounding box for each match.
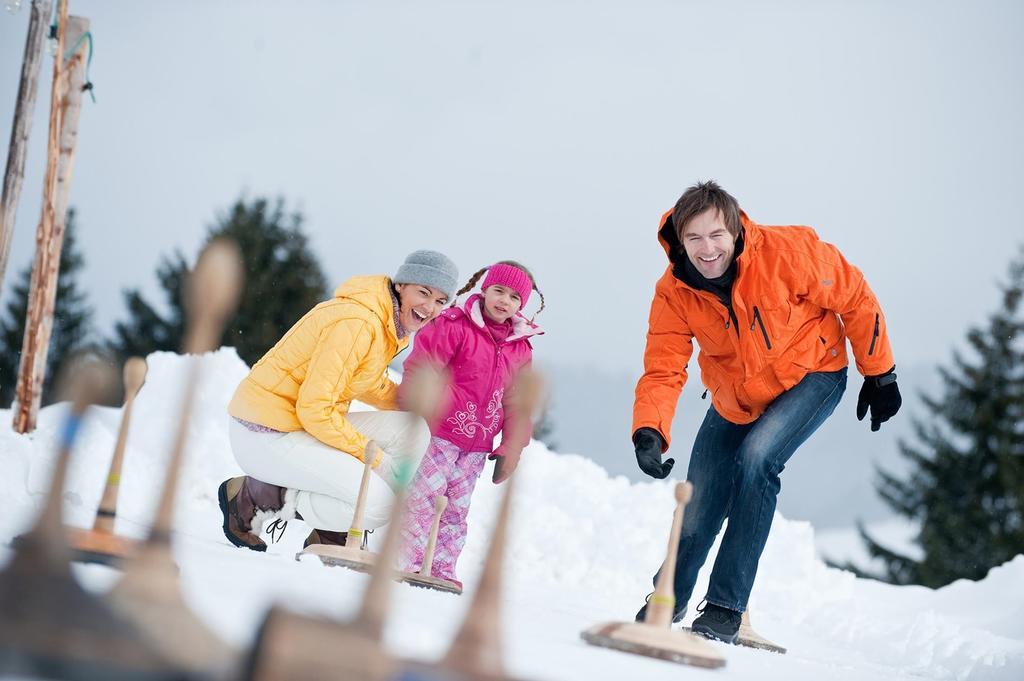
[633,211,895,448]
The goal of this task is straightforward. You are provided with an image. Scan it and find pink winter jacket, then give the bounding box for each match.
[400,294,542,455]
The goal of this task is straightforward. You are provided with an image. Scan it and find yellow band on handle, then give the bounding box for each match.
[348,529,363,537]
[650,594,675,607]
[107,473,121,485]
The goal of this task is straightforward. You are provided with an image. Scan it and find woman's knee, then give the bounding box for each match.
[405,415,431,458]
[361,482,398,529]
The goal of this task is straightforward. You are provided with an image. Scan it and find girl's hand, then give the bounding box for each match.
[491,446,522,484]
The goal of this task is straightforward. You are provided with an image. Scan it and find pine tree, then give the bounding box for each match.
[857,246,1024,587]
[0,210,94,407]
[107,252,187,359]
[109,197,328,366]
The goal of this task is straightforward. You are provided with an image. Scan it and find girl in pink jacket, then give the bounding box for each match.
[397,261,544,587]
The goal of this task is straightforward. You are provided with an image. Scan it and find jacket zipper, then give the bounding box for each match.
[751,306,772,350]
[868,313,879,356]
[481,341,501,450]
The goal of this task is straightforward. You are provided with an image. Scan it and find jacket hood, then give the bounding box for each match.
[461,293,544,342]
[332,275,398,337]
[657,208,761,275]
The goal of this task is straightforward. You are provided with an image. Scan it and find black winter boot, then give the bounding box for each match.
[690,602,742,644]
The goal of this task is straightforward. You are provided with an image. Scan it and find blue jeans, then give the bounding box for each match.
[656,368,847,613]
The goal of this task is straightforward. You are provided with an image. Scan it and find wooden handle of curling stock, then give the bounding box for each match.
[420,495,448,577]
[645,481,693,628]
[93,358,147,533]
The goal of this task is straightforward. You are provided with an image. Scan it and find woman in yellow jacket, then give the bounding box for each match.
[218,250,458,552]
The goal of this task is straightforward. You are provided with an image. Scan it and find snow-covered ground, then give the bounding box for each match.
[1,350,1021,681]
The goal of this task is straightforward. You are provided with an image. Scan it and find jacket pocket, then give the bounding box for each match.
[868,312,880,356]
[698,356,753,422]
[751,306,773,351]
[691,309,733,357]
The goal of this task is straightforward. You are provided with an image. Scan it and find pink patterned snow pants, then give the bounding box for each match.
[398,436,489,582]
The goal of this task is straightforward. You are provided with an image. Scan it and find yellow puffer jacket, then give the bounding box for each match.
[228,275,407,464]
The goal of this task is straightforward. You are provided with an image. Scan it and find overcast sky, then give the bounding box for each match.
[2,1,1022,526]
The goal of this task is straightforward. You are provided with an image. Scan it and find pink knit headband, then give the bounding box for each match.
[481,263,532,307]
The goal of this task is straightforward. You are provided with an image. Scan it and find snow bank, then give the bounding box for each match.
[0,349,1021,681]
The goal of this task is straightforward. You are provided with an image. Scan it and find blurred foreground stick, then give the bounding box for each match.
[398,368,547,681]
[0,358,181,680]
[245,365,448,681]
[105,238,244,679]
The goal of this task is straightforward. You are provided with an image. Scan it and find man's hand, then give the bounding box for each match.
[491,445,521,484]
[856,366,902,432]
[634,427,674,479]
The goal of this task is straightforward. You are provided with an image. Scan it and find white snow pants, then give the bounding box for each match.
[228,411,430,531]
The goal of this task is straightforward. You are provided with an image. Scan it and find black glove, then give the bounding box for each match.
[634,427,674,479]
[856,367,902,432]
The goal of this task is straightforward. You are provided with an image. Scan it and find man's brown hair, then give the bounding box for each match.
[672,180,742,239]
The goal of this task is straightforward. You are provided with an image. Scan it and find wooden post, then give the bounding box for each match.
[0,0,53,293]
[12,5,90,433]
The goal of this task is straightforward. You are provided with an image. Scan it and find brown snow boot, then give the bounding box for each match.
[218,475,292,552]
[303,529,349,549]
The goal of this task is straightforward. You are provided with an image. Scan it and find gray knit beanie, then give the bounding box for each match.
[393,250,459,299]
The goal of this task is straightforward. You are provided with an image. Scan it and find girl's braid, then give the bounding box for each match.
[450,266,489,307]
[531,288,546,321]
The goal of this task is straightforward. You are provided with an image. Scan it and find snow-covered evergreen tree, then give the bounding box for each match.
[0,210,94,407]
[860,246,1024,587]
[110,197,328,366]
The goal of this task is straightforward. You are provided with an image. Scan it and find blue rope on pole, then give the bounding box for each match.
[64,30,95,103]
[50,3,97,104]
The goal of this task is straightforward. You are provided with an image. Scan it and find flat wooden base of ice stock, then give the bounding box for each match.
[681,622,788,655]
[295,543,377,572]
[0,648,185,681]
[581,621,726,669]
[396,661,532,681]
[244,606,396,681]
[0,533,185,681]
[395,571,463,595]
[66,526,138,566]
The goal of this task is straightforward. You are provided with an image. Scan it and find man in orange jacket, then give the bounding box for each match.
[632,181,901,643]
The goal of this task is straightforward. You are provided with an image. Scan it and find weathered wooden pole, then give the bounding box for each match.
[13,3,92,433]
[0,0,54,295]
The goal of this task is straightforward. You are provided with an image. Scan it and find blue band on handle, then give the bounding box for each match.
[60,413,83,450]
